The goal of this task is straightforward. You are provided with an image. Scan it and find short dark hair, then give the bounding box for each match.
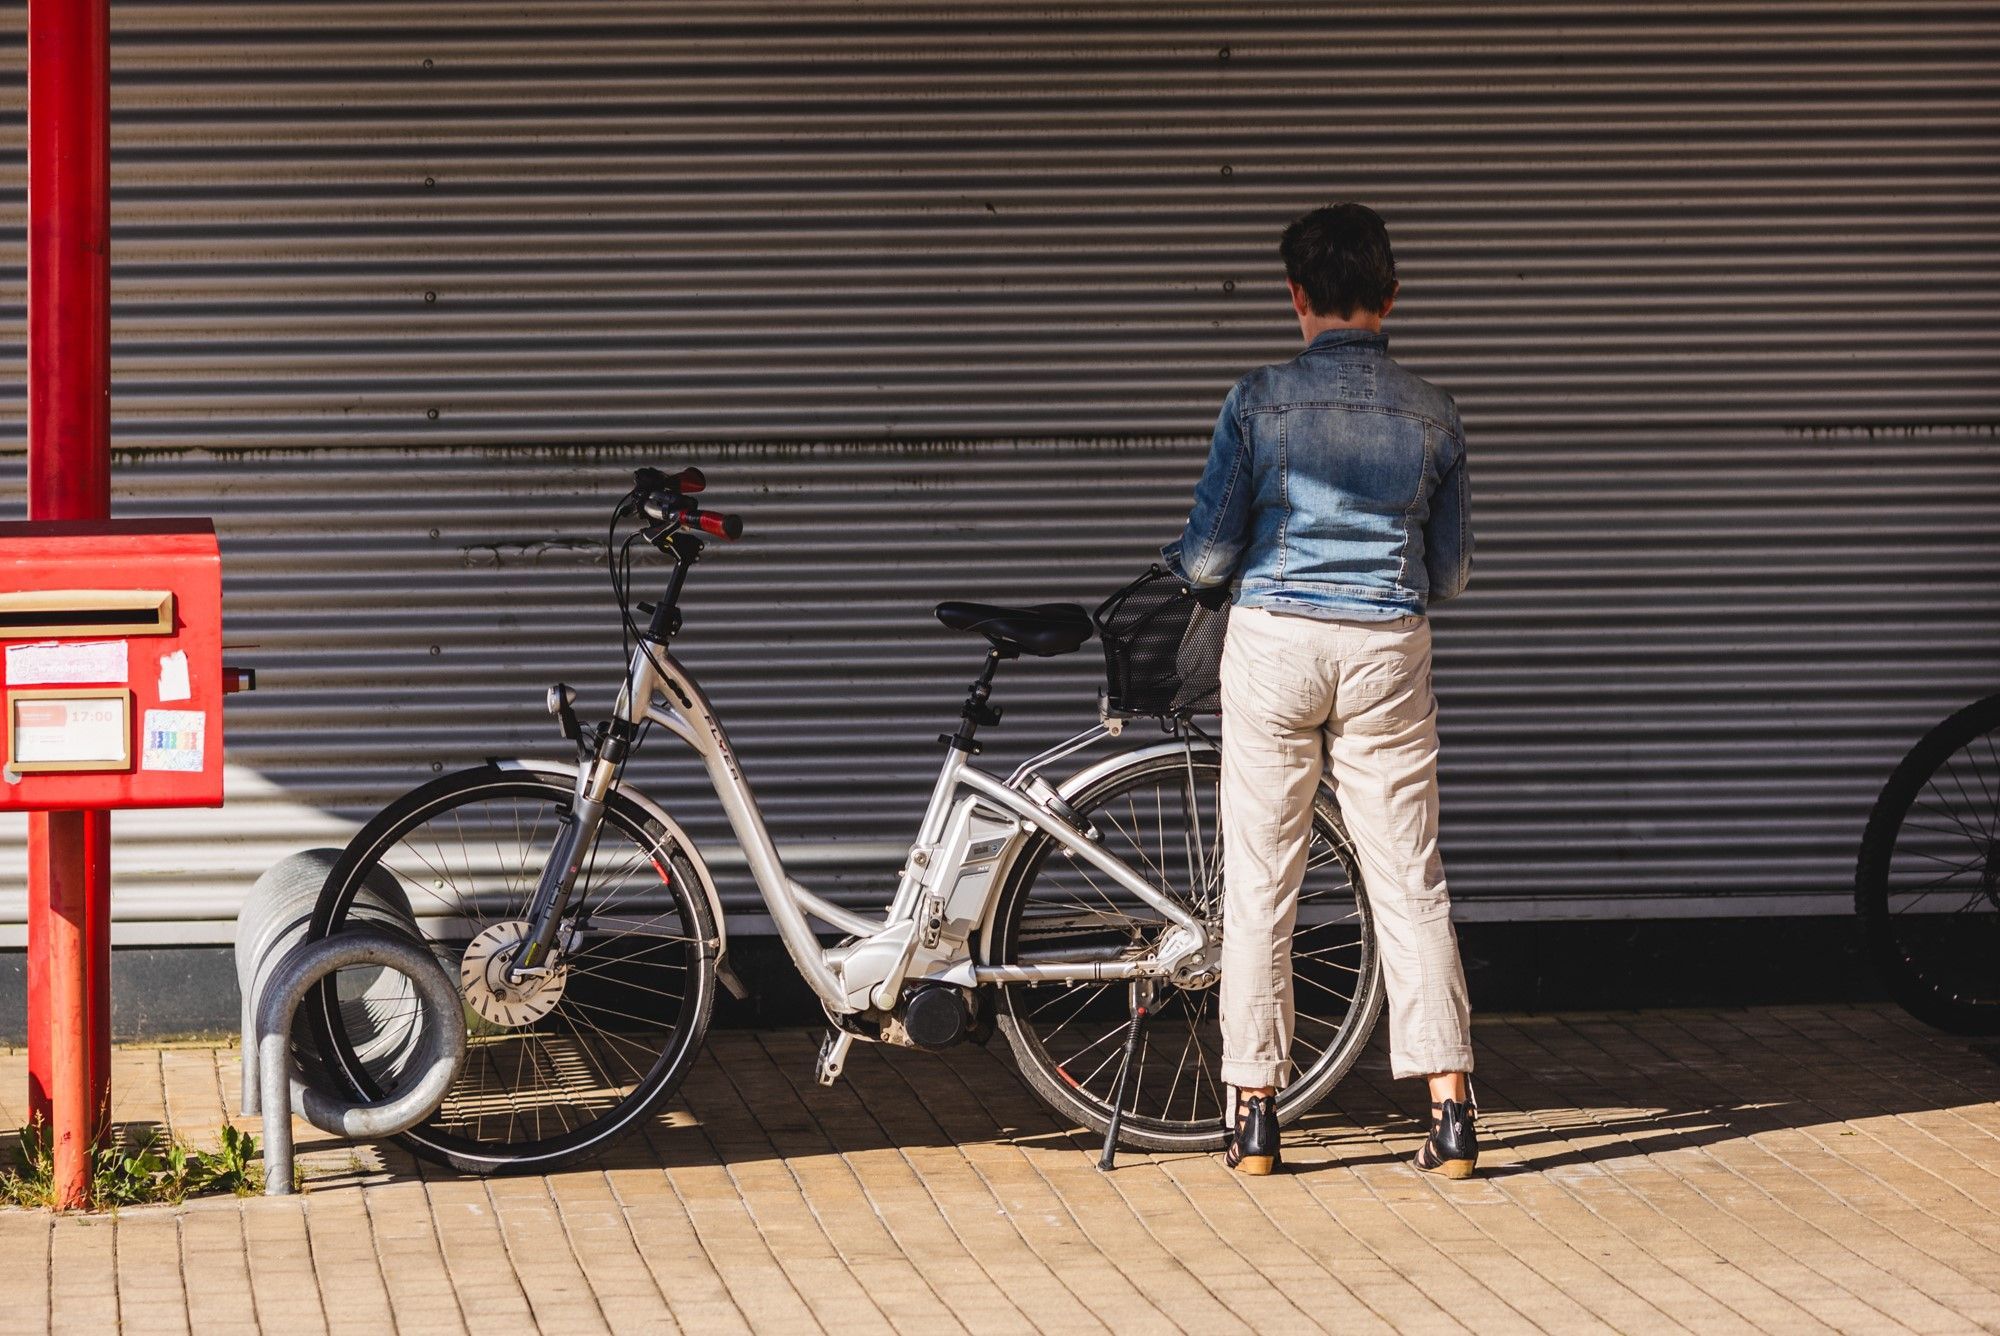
[1279,204,1398,318]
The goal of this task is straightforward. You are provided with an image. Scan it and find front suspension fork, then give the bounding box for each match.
[509,728,628,979]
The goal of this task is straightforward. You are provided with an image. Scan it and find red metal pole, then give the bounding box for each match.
[24,817,49,1121]
[27,0,113,1210]
[35,813,95,1206]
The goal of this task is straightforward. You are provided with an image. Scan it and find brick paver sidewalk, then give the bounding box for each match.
[4,1004,2000,1333]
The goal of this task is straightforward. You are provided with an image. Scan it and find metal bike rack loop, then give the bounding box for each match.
[236,850,465,1196]
[252,927,465,1196]
[235,848,427,1116]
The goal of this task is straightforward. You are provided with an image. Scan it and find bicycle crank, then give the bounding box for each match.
[461,919,569,1028]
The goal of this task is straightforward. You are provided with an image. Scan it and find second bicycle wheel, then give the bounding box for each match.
[986,747,1383,1151]
[1857,693,2000,1034]
[308,765,717,1173]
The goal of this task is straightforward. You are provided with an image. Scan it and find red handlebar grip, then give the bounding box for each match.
[671,466,706,495]
[696,510,743,541]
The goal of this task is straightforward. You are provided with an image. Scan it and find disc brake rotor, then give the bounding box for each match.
[460,919,568,1028]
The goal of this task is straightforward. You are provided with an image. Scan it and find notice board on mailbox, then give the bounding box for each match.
[0,519,223,810]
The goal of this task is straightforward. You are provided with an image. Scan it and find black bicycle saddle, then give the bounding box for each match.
[934,601,1094,657]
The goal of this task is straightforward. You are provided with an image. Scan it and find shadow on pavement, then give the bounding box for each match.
[291,1005,2000,1186]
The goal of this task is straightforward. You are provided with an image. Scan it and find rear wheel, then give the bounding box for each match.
[1857,695,2000,1034]
[308,766,716,1174]
[986,747,1382,1151]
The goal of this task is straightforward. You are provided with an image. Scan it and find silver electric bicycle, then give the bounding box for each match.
[306,467,1384,1174]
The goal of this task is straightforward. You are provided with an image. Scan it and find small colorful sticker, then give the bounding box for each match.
[141,708,205,773]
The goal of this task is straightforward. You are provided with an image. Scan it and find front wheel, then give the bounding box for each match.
[307,765,718,1174]
[986,747,1383,1152]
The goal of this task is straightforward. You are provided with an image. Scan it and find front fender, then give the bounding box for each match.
[489,756,748,1000]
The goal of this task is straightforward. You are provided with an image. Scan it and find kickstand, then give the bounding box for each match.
[1097,1002,1151,1171]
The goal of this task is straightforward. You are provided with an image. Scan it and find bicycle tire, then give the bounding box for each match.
[986,748,1383,1152]
[307,765,717,1174]
[1857,692,2000,1034]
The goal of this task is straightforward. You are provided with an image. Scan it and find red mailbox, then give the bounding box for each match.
[0,519,225,810]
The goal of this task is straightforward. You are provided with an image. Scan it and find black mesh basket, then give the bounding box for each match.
[1093,565,1230,716]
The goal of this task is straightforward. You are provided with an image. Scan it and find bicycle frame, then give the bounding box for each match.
[613,639,1215,1015]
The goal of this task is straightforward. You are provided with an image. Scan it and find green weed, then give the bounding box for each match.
[0,1118,263,1210]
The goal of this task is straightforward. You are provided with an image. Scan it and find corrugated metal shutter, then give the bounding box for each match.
[0,2,1993,941]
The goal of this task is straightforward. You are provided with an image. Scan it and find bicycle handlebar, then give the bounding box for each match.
[691,508,744,541]
[635,474,744,542]
[632,465,705,497]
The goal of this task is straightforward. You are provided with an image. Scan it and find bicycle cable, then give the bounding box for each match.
[604,497,677,791]
[611,523,679,690]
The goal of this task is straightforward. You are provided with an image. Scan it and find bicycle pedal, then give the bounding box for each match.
[816,1029,853,1086]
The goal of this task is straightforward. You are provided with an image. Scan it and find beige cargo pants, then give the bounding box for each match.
[1218,603,1474,1088]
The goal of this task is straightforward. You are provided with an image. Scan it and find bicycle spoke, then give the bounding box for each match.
[1938,753,1997,841]
[448,810,482,909]
[1076,1031,1131,1090]
[1296,971,1356,1007]
[1162,1006,1201,1119]
[563,995,679,1035]
[555,1006,652,1085]
[1296,948,1363,972]
[1915,786,1993,847]
[577,912,696,960]
[1983,734,2000,830]
[1897,820,1993,844]
[1886,859,1988,900]
[560,965,686,1007]
[1055,854,1146,931]
[1892,843,1994,871]
[516,800,552,919]
[1028,982,1102,1023]
[1040,983,1114,1052]
[1163,1001,1201,1124]
[576,839,665,920]
[379,844,462,914]
[1128,1027,1150,1115]
[1181,771,1210,905]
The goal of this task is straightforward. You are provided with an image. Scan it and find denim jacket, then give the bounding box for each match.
[1162,328,1472,620]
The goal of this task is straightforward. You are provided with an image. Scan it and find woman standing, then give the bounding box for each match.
[1164,203,1478,1177]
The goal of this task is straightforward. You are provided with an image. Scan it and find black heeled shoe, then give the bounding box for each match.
[1413,1092,1478,1179]
[1224,1089,1282,1176]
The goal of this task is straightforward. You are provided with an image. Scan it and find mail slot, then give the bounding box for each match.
[0,519,225,810]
